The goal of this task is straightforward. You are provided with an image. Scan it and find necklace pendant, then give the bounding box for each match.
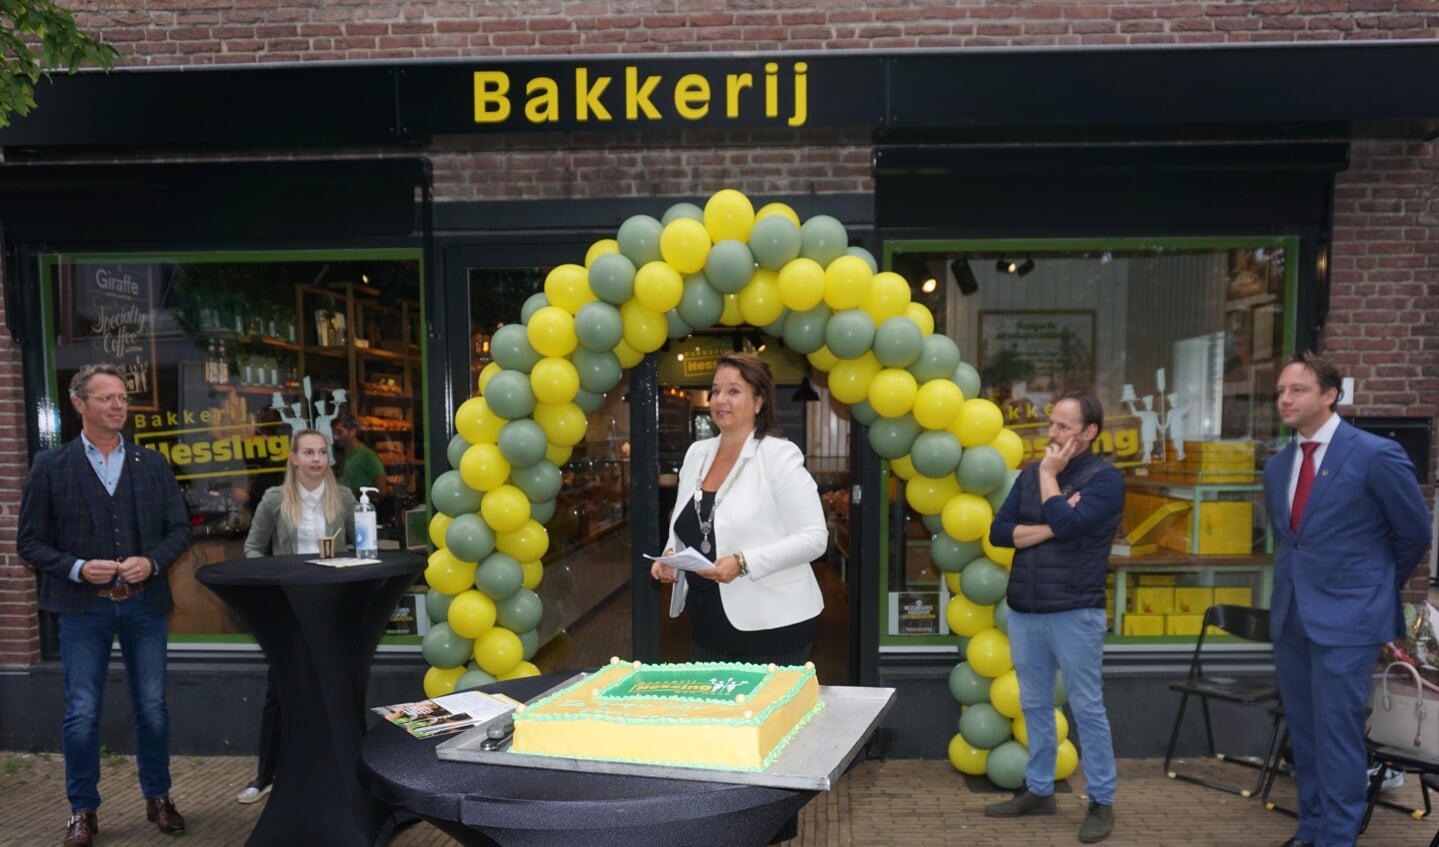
[700,539,711,555]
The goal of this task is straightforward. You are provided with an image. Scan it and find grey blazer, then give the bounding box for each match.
[244,485,357,558]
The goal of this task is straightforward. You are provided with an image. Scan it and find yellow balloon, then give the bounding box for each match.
[913,379,965,431]
[905,473,961,516]
[480,483,531,534]
[424,665,467,699]
[496,519,549,561]
[499,660,541,681]
[533,401,587,447]
[823,254,874,311]
[447,589,498,639]
[428,512,454,549]
[527,306,578,358]
[966,627,1013,678]
[945,571,963,596]
[991,428,1025,470]
[477,361,502,395]
[953,398,1005,448]
[474,627,524,677]
[990,670,1022,719]
[659,218,712,276]
[738,268,785,327]
[455,396,505,443]
[585,238,620,267]
[807,345,839,373]
[426,548,478,594]
[868,367,919,418]
[613,338,644,368]
[544,442,573,467]
[530,356,581,406]
[890,453,918,481]
[459,442,511,492]
[755,202,801,228]
[905,301,935,336]
[1013,709,1070,747]
[634,260,686,313]
[861,271,912,324]
[946,593,996,639]
[948,732,990,776]
[776,257,826,311]
[1055,739,1079,780]
[543,263,596,315]
[982,534,1016,569]
[942,492,994,543]
[703,188,756,243]
[828,354,881,405]
[620,299,668,353]
[520,559,545,590]
[718,291,744,326]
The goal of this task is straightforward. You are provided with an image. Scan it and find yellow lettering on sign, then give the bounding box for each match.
[788,62,808,127]
[575,68,612,121]
[625,67,661,120]
[673,73,710,120]
[526,77,560,123]
[764,62,780,118]
[725,73,753,118]
[473,71,512,123]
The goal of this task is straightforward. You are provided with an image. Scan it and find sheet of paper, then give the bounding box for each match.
[307,557,382,568]
[372,690,520,739]
[644,548,715,573]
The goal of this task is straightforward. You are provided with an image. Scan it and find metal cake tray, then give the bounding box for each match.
[435,675,896,791]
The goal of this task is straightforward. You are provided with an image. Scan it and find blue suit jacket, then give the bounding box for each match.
[18,437,192,616]
[1264,418,1432,646]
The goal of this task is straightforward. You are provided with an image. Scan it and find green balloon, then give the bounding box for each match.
[529,498,557,525]
[986,740,1030,789]
[497,418,548,468]
[762,311,789,338]
[1054,669,1068,706]
[425,587,454,625]
[932,533,984,573]
[824,309,876,360]
[483,369,536,421]
[496,587,544,632]
[571,347,623,395]
[491,323,542,373]
[445,513,497,563]
[519,628,541,661]
[588,252,637,305]
[922,512,946,535]
[421,622,474,669]
[575,300,624,352]
[955,635,971,656]
[662,201,704,225]
[799,215,848,268]
[704,239,756,293]
[781,303,832,354]
[957,445,1008,495]
[666,309,694,340]
[511,460,563,503]
[873,316,925,368]
[994,597,1009,636]
[953,360,982,401]
[908,333,962,383]
[948,661,992,706]
[868,413,921,459]
[678,272,725,330]
[456,668,498,691]
[476,552,523,600]
[520,292,550,324]
[911,430,963,478]
[959,702,1013,750]
[431,470,483,518]
[748,214,802,270]
[447,433,471,470]
[574,387,606,414]
[961,557,1010,606]
[850,398,879,427]
[846,245,879,273]
[617,214,663,267]
[987,469,1022,513]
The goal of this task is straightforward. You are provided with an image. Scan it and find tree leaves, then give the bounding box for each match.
[1,0,121,127]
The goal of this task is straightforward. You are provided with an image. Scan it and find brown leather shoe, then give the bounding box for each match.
[63,811,97,847]
[145,796,185,834]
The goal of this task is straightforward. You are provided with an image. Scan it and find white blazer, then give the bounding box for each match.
[664,431,829,631]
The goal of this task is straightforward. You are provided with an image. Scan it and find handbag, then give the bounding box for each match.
[1367,660,1439,758]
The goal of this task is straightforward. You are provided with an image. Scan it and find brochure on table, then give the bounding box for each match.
[374,690,521,739]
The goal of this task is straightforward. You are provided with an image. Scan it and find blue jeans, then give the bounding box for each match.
[1007,607,1116,805]
[59,596,171,812]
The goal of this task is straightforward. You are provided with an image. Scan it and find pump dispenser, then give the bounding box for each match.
[355,487,379,558]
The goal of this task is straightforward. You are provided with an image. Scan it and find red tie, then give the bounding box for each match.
[1290,441,1320,532]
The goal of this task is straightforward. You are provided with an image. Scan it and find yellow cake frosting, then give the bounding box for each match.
[510,658,824,771]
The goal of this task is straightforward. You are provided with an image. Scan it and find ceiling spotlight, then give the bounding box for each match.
[746,330,766,353]
[996,259,1018,274]
[792,377,820,403]
[920,276,938,294]
[1015,258,1036,277]
[950,258,979,296]
[732,329,744,352]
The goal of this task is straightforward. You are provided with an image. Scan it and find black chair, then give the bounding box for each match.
[1362,742,1439,842]
[1163,604,1285,798]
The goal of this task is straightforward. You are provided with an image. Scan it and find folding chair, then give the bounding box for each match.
[1163,604,1284,797]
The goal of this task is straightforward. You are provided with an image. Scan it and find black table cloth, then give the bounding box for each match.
[358,673,816,847]
[198,552,424,847]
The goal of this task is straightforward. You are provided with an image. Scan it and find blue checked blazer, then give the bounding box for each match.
[18,437,192,616]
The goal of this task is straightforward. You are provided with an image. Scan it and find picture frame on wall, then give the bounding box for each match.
[977,310,1097,402]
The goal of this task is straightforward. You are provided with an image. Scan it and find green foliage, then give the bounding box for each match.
[1,0,121,128]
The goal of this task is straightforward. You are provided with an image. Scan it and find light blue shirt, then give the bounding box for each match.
[70,433,127,582]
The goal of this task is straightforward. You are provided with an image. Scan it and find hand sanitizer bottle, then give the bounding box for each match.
[355,487,379,558]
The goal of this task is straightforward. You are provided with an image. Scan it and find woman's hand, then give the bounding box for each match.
[699,554,742,584]
[650,549,678,584]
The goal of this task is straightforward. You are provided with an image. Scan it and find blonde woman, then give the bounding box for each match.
[235,429,355,803]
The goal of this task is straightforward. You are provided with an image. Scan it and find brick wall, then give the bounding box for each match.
[0,263,40,669]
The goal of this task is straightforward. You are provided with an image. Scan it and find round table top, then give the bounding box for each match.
[198,551,425,587]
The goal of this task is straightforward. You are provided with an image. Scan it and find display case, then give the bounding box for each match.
[557,441,630,547]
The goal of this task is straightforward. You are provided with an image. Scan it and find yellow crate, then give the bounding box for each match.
[1196,502,1254,554]
[1166,614,1205,636]
[1123,614,1166,636]
[1174,587,1214,614]
[1132,587,1175,615]
[1214,587,1254,607]
[1136,574,1178,586]
[1183,440,1257,482]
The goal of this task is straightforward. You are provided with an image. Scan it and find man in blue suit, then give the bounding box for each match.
[18,364,192,847]
[1265,351,1431,847]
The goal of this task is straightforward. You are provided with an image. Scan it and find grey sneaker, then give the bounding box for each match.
[984,788,1057,817]
[236,779,272,804]
[1079,801,1113,843]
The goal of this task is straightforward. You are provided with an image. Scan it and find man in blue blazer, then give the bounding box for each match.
[18,364,192,847]
[1264,351,1431,847]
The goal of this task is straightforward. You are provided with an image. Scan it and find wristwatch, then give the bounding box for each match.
[735,551,749,577]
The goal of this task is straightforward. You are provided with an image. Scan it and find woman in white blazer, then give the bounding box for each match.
[652,352,829,665]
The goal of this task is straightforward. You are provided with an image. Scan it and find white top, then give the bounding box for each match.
[296,482,327,554]
[1286,412,1340,505]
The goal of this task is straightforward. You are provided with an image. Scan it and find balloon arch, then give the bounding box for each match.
[418,189,1074,787]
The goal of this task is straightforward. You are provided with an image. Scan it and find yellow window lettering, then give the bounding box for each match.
[189,440,211,464]
[170,443,192,464]
[575,69,612,121]
[673,73,710,120]
[473,71,512,123]
[764,62,780,118]
[787,62,808,127]
[525,76,560,123]
[725,73,753,118]
[183,409,195,424]
[624,67,661,120]
[133,414,147,430]
[212,438,233,462]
